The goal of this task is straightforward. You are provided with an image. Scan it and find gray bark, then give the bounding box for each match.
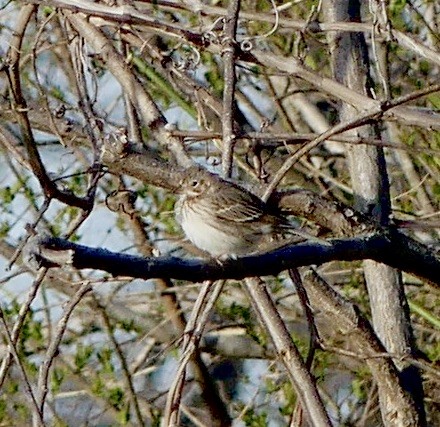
[322,0,425,425]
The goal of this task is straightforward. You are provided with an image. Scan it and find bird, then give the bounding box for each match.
[175,165,324,257]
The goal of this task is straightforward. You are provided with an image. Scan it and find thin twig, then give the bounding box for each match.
[36,281,92,418]
[0,269,47,387]
[288,268,321,369]
[7,5,93,210]
[0,306,45,427]
[164,280,225,426]
[97,297,147,425]
[262,83,440,200]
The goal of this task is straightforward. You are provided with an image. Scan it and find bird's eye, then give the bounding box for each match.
[190,179,199,187]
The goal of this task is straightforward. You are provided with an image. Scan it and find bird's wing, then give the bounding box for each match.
[215,202,265,222]
[214,187,266,223]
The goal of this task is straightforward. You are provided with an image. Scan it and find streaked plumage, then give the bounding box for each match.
[175,166,316,257]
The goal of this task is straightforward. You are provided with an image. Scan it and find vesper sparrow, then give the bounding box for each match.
[175,166,322,257]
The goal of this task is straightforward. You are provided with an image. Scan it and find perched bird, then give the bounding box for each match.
[175,166,323,257]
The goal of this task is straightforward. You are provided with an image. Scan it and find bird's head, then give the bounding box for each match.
[178,165,215,197]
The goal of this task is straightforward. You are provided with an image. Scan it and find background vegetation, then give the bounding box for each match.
[0,0,439,425]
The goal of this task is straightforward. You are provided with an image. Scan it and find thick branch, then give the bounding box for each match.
[101,136,376,235]
[101,134,180,190]
[244,278,331,426]
[304,271,424,426]
[26,232,440,286]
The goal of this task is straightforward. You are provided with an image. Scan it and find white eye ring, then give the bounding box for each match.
[190,179,199,187]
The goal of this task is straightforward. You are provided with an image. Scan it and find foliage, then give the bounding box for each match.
[0,0,438,425]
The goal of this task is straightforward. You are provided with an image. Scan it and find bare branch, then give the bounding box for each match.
[24,232,440,287]
[221,0,240,177]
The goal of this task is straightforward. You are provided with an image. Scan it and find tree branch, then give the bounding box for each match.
[25,232,440,287]
[6,4,94,211]
[221,0,240,177]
